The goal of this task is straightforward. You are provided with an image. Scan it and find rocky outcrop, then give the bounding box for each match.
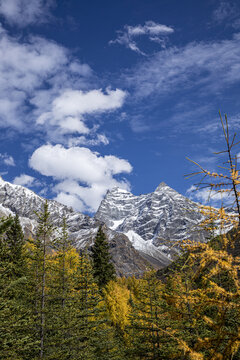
[95,182,206,259]
[0,178,153,276]
[0,177,207,276]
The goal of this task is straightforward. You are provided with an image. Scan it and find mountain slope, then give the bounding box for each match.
[0,177,151,276]
[0,177,207,275]
[95,182,206,259]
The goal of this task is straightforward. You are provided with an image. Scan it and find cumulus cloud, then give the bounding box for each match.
[29,144,132,212]
[36,88,127,136]
[109,20,174,54]
[0,23,122,153]
[0,27,94,132]
[0,153,15,166]
[13,174,36,186]
[0,23,126,146]
[125,33,240,98]
[0,22,129,210]
[0,0,55,27]
[54,191,85,212]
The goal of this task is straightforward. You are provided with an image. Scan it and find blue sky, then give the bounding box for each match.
[0,0,240,213]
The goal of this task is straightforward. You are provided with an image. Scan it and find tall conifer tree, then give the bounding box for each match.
[91,226,116,288]
[0,215,36,359]
[6,214,25,277]
[32,200,54,359]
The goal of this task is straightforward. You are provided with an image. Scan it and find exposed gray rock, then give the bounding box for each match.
[95,182,207,259]
[0,177,207,276]
[0,177,153,276]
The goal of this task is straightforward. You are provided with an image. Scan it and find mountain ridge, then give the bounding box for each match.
[0,177,207,275]
[95,182,206,257]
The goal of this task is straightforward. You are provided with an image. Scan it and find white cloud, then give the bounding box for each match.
[0,0,55,27]
[55,192,85,212]
[0,25,96,137]
[110,20,174,54]
[125,33,240,98]
[29,144,132,212]
[0,23,129,210]
[0,153,15,166]
[36,88,127,136]
[13,174,35,186]
[68,134,109,147]
[51,88,126,116]
[58,117,90,135]
[0,22,126,149]
[54,179,129,213]
[186,185,233,206]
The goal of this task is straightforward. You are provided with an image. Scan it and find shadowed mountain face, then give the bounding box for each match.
[0,177,207,276]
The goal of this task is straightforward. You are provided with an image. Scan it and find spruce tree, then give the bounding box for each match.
[72,252,122,360]
[5,214,25,277]
[128,272,175,360]
[91,226,116,288]
[0,215,36,359]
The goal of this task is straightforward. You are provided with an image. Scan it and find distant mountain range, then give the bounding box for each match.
[0,177,206,276]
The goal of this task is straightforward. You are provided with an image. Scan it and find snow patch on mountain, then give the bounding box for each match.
[0,177,155,276]
[95,183,207,260]
[125,230,171,260]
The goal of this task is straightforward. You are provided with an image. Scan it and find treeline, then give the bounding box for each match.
[0,201,239,360]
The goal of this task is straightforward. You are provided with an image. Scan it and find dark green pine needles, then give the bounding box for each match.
[91,226,116,288]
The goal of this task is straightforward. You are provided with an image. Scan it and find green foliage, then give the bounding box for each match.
[1,111,240,360]
[91,226,116,288]
[5,214,25,276]
[30,200,55,358]
[0,215,37,359]
[0,209,239,360]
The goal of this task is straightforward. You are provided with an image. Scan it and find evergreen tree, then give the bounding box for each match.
[91,226,116,288]
[128,272,176,360]
[5,214,25,277]
[0,215,36,359]
[56,250,118,360]
[30,200,54,359]
[46,217,78,359]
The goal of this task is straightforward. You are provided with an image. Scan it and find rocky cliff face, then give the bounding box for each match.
[0,177,151,276]
[0,177,206,276]
[95,182,206,259]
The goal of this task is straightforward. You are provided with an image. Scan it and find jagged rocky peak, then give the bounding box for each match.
[154,181,178,195]
[0,177,87,224]
[95,182,206,261]
[0,177,207,275]
[155,181,168,190]
[105,186,135,200]
[95,186,137,228]
[154,181,187,200]
[0,177,154,276]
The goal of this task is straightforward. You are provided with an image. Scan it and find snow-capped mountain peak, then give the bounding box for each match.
[0,177,207,275]
[95,183,206,259]
[0,177,156,276]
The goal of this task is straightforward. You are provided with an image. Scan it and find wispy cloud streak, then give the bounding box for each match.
[110,21,174,55]
[124,33,240,98]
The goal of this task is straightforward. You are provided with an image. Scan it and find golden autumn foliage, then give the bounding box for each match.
[50,246,79,278]
[104,280,131,330]
[1,113,240,359]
